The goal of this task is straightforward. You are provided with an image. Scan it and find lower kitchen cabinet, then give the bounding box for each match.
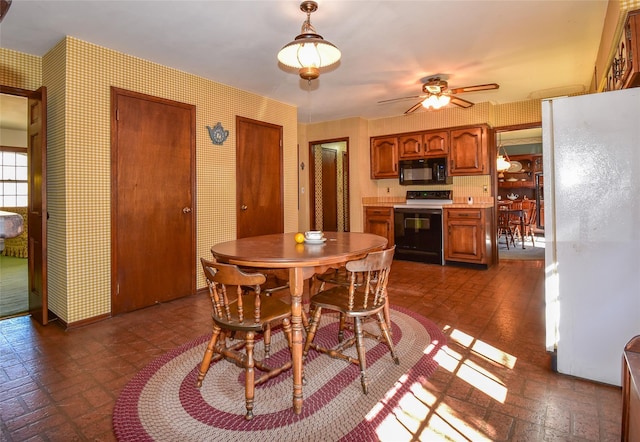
[444,207,493,266]
[364,206,394,247]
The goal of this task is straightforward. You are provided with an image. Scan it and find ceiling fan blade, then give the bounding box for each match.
[449,83,499,94]
[449,96,475,108]
[404,101,424,114]
[378,95,424,104]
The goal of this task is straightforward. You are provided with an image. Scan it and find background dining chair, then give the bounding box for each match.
[303,246,398,394]
[197,258,293,420]
[511,200,537,246]
[497,208,516,249]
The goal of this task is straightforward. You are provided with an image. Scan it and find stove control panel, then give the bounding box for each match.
[405,190,452,201]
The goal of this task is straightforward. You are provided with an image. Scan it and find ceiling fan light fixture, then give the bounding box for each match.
[422,94,450,110]
[277,1,341,81]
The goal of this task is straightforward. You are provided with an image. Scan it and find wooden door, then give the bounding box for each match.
[27,87,48,324]
[1,85,49,325]
[111,88,195,315]
[236,116,283,238]
[321,148,338,231]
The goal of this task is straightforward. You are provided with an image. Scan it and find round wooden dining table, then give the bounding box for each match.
[210,231,388,415]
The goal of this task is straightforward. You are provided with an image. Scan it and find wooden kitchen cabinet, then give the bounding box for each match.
[444,207,493,266]
[398,130,448,159]
[622,335,640,441]
[364,206,394,247]
[370,136,398,179]
[605,9,640,91]
[371,124,492,179]
[449,126,492,176]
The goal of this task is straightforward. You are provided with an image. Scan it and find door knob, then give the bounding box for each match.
[240,205,248,211]
[182,207,192,213]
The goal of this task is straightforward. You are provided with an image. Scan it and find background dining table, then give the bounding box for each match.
[210,231,388,414]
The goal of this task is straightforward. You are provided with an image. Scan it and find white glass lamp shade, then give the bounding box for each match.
[278,33,341,81]
[496,155,511,172]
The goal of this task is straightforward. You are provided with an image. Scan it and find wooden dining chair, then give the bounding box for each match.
[313,264,389,341]
[303,246,399,394]
[497,208,516,249]
[511,200,537,246]
[197,258,293,420]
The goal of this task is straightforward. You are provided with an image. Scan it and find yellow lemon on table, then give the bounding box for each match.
[294,232,305,244]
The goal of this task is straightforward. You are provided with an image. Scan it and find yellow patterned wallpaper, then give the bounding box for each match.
[42,40,69,321]
[2,38,298,324]
[0,49,42,90]
[60,37,298,323]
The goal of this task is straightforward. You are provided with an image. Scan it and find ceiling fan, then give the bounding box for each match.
[379,77,499,114]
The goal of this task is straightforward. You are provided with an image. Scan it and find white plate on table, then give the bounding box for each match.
[305,237,327,244]
[507,161,522,173]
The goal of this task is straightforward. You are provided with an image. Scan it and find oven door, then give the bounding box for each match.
[393,207,443,265]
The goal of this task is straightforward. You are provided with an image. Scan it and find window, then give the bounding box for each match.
[1,151,28,207]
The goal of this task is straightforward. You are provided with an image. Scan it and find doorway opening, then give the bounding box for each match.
[495,125,544,261]
[0,93,29,319]
[309,138,350,232]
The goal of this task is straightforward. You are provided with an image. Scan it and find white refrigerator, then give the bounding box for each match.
[542,88,640,387]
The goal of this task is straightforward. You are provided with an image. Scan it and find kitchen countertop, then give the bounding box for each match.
[362,197,494,209]
[447,203,495,209]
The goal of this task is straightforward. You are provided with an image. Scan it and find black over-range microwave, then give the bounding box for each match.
[398,157,452,186]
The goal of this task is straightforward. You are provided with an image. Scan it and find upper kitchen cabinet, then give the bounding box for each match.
[370,136,398,179]
[605,9,640,91]
[370,124,493,179]
[398,130,449,159]
[448,125,493,176]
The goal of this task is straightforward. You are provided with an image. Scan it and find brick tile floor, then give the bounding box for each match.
[0,259,622,441]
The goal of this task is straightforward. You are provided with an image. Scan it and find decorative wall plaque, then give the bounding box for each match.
[207,123,229,145]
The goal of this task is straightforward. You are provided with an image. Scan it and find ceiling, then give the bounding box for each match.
[1,1,610,128]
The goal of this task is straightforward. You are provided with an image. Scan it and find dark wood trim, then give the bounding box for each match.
[62,313,111,330]
[494,122,541,133]
[0,145,27,152]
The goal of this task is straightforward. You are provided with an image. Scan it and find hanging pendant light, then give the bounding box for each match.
[497,145,511,172]
[277,1,341,81]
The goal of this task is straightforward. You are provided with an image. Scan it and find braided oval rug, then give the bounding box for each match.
[112,305,446,441]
